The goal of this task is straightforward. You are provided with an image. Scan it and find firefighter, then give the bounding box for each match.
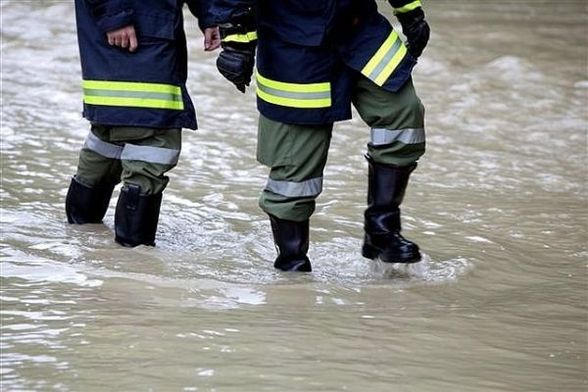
[214,0,430,271]
[66,0,220,247]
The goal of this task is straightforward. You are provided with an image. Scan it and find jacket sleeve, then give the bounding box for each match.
[81,0,134,33]
[211,0,255,24]
[186,0,217,31]
[388,0,423,14]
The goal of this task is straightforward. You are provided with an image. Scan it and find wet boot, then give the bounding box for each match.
[65,176,115,224]
[114,184,162,247]
[269,214,312,272]
[362,158,422,263]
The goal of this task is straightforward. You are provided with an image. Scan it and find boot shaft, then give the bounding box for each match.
[65,177,115,224]
[115,184,162,247]
[366,157,416,212]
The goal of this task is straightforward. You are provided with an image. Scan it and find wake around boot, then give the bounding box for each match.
[114,184,162,247]
[362,158,422,263]
[65,176,115,224]
[269,214,312,272]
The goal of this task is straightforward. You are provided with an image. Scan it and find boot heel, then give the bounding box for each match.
[361,242,379,259]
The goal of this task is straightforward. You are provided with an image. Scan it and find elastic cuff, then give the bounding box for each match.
[393,1,422,14]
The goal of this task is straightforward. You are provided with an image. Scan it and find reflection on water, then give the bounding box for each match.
[1,1,587,391]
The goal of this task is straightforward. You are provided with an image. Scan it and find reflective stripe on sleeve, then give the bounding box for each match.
[121,144,180,166]
[83,131,123,159]
[265,177,323,198]
[82,80,184,110]
[222,31,258,43]
[256,72,331,109]
[394,1,422,14]
[361,31,408,87]
[371,128,426,146]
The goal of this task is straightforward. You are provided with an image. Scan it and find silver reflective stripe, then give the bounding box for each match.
[83,89,183,102]
[371,128,426,146]
[84,131,123,159]
[257,84,331,101]
[121,144,180,165]
[265,177,323,198]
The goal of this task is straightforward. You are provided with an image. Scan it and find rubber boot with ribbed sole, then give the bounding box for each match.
[362,158,421,263]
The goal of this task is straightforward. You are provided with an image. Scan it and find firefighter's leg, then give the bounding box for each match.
[66,124,122,224]
[114,127,182,247]
[257,115,333,271]
[352,76,426,263]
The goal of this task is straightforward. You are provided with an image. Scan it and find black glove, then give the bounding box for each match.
[217,8,257,93]
[216,48,255,93]
[395,7,430,58]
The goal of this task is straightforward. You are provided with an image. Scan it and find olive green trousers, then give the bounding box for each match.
[74,125,182,195]
[258,76,426,221]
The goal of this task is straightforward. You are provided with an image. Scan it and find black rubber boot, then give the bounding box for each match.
[65,177,115,224]
[114,184,162,247]
[362,157,422,263]
[269,214,312,272]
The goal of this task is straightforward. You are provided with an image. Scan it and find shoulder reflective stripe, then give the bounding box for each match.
[265,177,323,198]
[256,72,331,109]
[121,144,180,165]
[84,131,123,159]
[394,1,422,14]
[222,31,258,43]
[82,80,184,110]
[361,31,408,87]
[371,128,425,146]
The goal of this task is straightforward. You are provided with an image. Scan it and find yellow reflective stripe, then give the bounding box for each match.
[82,80,181,95]
[361,31,408,87]
[255,71,332,108]
[256,72,330,94]
[82,80,184,110]
[374,44,407,86]
[222,31,258,43]
[256,87,331,109]
[394,0,422,14]
[83,96,183,110]
[361,31,399,78]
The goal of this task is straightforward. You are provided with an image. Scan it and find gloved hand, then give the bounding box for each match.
[216,8,257,93]
[395,7,430,58]
[216,47,255,93]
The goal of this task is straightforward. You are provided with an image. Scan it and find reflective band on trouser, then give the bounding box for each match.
[256,72,331,109]
[361,31,408,87]
[371,128,426,146]
[222,31,258,43]
[121,144,180,165]
[82,80,184,110]
[84,131,123,159]
[84,132,180,165]
[394,0,422,14]
[265,177,323,198]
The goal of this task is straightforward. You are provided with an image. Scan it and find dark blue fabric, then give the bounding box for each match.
[213,0,418,125]
[76,0,215,130]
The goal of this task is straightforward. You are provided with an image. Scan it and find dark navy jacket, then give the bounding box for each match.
[76,0,215,130]
[213,0,420,124]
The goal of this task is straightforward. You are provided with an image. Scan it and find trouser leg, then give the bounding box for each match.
[257,114,332,271]
[66,124,122,224]
[114,127,182,247]
[352,77,426,263]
